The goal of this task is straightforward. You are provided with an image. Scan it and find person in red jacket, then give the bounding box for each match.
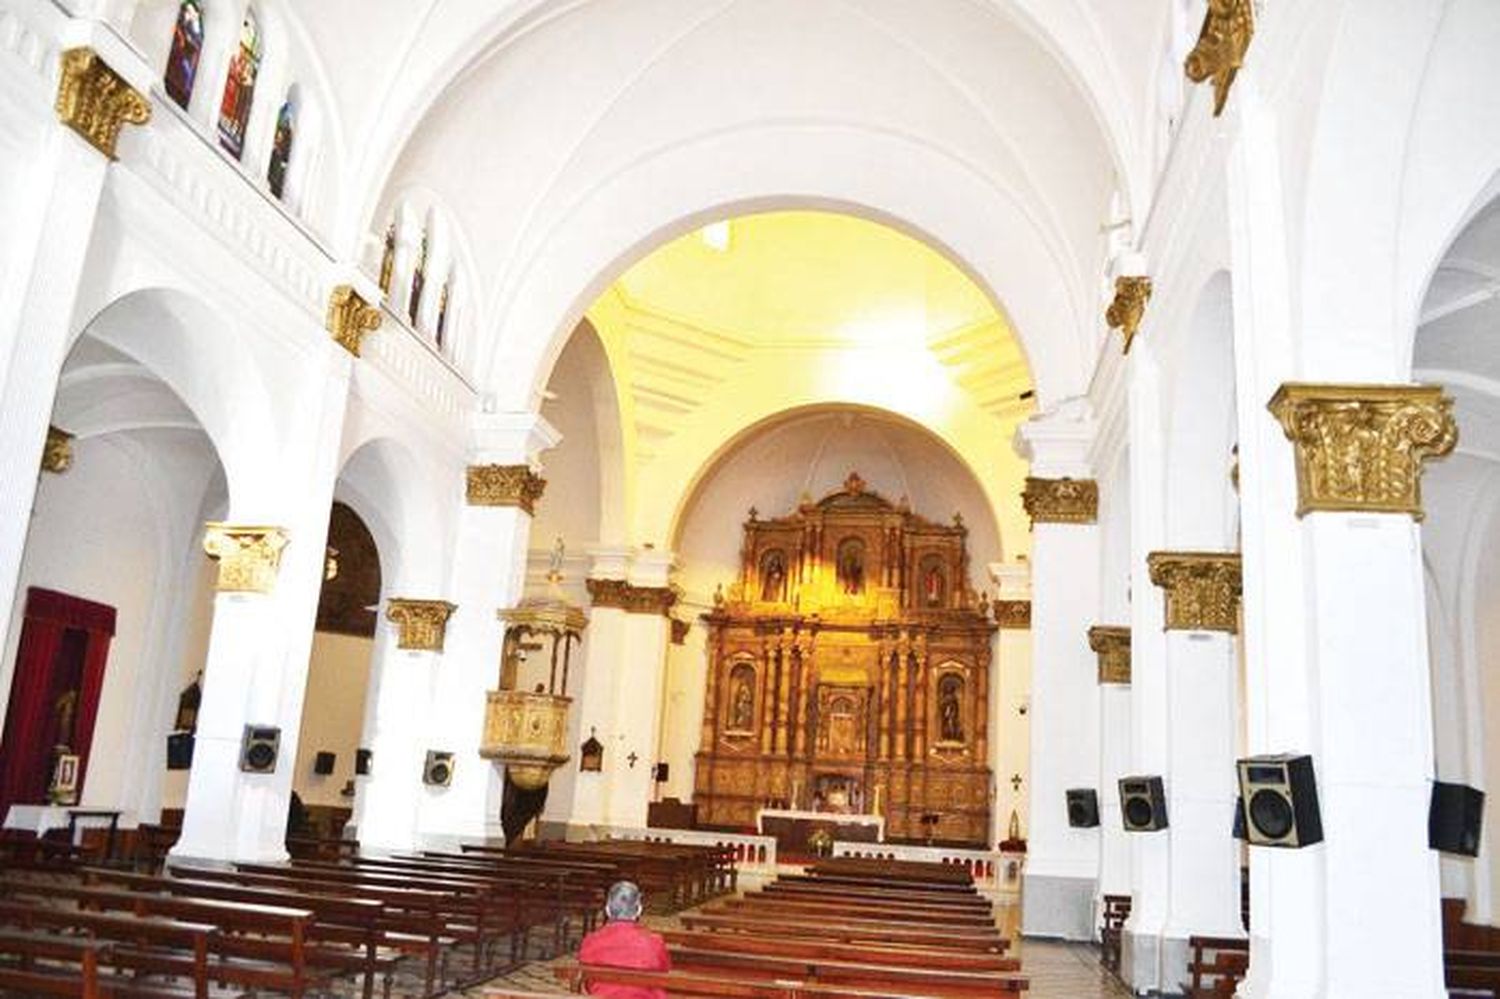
[577,880,671,999]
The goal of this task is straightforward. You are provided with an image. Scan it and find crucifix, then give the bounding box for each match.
[1010,773,1023,793]
[627,751,639,769]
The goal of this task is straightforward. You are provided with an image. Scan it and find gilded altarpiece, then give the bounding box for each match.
[693,475,995,845]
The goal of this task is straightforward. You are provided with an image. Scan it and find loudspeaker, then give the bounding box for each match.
[1066,788,1100,828]
[166,732,195,770]
[355,749,372,776]
[653,762,670,783]
[1430,781,1485,857]
[313,751,336,776]
[1233,796,1247,841]
[239,725,281,773]
[1119,775,1168,832]
[1236,754,1323,848]
[423,750,454,787]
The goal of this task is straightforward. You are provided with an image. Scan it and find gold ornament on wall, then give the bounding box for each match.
[385,598,457,652]
[41,426,74,474]
[202,524,289,594]
[55,47,151,160]
[586,578,678,616]
[1105,276,1152,354]
[1267,383,1457,520]
[1088,625,1132,685]
[466,464,546,513]
[326,285,382,357]
[1185,0,1254,117]
[993,599,1031,629]
[1146,551,1242,634]
[1022,477,1099,526]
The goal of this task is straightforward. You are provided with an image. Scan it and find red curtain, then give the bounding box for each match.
[0,588,116,821]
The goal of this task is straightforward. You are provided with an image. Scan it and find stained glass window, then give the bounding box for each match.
[435,276,451,349]
[267,95,295,199]
[217,7,262,160]
[163,0,203,110]
[408,230,429,326]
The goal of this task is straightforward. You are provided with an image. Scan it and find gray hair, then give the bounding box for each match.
[605,880,643,921]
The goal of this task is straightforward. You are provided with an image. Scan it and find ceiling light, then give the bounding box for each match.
[700,221,731,252]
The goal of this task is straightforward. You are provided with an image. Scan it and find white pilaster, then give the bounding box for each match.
[352,620,428,850]
[989,561,1032,847]
[1017,403,1102,940]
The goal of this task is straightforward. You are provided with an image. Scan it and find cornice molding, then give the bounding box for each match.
[586,578,678,616]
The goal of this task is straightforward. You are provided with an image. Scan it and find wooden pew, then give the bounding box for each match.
[1446,950,1500,996]
[551,962,1026,998]
[1185,935,1249,998]
[717,894,997,927]
[658,928,1016,972]
[663,946,1028,998]
[1100,893,1130,973]
[0,929,113,999]
[679,911,1008,953]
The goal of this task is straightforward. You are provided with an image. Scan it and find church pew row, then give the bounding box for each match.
[679,911,1009,953]
[715,893,998,926]
[658,929,1018,973]
[461,840,732,909]
[549,963,1026,999]
[760,881,995,914]
[701,899,1002,937]
[806,857,977,886]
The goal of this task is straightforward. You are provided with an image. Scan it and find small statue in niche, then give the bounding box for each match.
[175,671,203,733]
[923,563,945,607]
[939,673,964,743]
[729,667,755,731]
[52,688,78,751]
[837,539,865,595]
[760,550,786,602]
[378,223,396,295]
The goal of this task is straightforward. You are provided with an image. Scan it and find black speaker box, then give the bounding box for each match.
[1236,753,1323,848]
[1119,775,1168,832]
[1430,781,1485,857]
[355,748,372,776]
[313,751,336,775]
[653,762,670,783]
[1066,788,1100,828]
[239,725,280,773]
[423,750,454,787]
[1233,796,1247,841]
[166,732,195,770]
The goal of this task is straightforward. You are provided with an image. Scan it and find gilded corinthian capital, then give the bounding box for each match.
[55,48,151,160]
[1185,0,1254,117]
[1088,625,1131,685]
[1105,276,1152,354]
[202,524,289,594]
[466,465,547,513]
[41,426,74,474]
[1022,477,1098,526]
[1147,552,1242,634]
[993,599,1031,629]
[385,598,457,652]
[326,285,382,357]
[585,578,677,616]
[1268,383,1457,520]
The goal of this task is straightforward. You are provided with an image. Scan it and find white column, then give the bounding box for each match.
[989,561,1032,848]
[172,346,352,863]
[417,414,558,846]
[354,615,431,850]
[614,550,674,829]
[1017,404,1102,940]
[1094,635,1133,909]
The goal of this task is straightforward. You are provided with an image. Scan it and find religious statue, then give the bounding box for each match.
[378,223,397,295]
[923,563,944,607]
[547,536,566,583]
[760,550,786,602]
[939,673,964,743]
[729,667,754,731]
[837,540,864,595]
[52,688,78,751]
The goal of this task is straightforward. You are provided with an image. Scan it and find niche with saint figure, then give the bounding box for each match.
[935,669,967,746]
[759,548,788,603]
[835,537,866,596]
[724,661,758,736]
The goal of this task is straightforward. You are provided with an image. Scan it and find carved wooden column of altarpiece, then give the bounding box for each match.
[694,473,995,845]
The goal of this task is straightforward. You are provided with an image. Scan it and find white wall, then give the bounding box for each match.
[291,630,373,808]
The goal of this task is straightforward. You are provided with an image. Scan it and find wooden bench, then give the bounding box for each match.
[1100,893,1130,972]
[658,928,1017,973]
[552,962,1025,998]
[1185,934,1249,997]
[718,894,997,926]
[680,911,1008,952]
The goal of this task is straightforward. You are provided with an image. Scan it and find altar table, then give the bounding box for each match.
[4,805,129,860]
[756,808,884,853]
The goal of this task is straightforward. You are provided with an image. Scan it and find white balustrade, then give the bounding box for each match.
[831,840,1026,895]
[601,825,778,877]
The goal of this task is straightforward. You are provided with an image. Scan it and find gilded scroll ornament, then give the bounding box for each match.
[993,600,1031,630]
[585,578,677,616]
[1146,551,1242,634]
[41,426,74,474]
[326,285,382,357]
[1088,625,1132,685]
[55,48,151,160]
[480,689,572,790]
[466,465,546,513]
[1022,477,1099,526]
[202,523,289,594]
[1267,383,1457,520]
[1105,276,1152,354]
[1185,0,1254,117]
[385,598,457,652]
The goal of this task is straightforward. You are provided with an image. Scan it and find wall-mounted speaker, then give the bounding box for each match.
[1119,776,1168,832]
[355,748,372,776]
[1430,781,1485,857]
[1066,788,1100,828]
[1236,754,1322,848]
[653,762,670,783]
[239,725,281,774]
[1233,796,1247,841]
[166,732,195,770]
[313,751,336,776]
[423,750,454,787]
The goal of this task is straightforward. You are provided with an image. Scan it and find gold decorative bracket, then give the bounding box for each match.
[1022,477,1099,526]
[41,425,74,474]
[586,578,678,616]
[467,464,547,514]
[326,285,382,357]
[1146,551,1242,634]
[1105,276,1152,354]
[1268,383,1457,520]
[993,600,1031,630]
[1185,0,1254,117]
[203,523,289,594]
[1088,625,1132,685]
[55,47,151,160]
[385,598,457,652]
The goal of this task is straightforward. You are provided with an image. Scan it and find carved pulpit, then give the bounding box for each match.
[694,473,995,845]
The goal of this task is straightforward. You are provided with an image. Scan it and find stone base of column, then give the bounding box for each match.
[1122,927,1163,994]
[1021,872,1096,940]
